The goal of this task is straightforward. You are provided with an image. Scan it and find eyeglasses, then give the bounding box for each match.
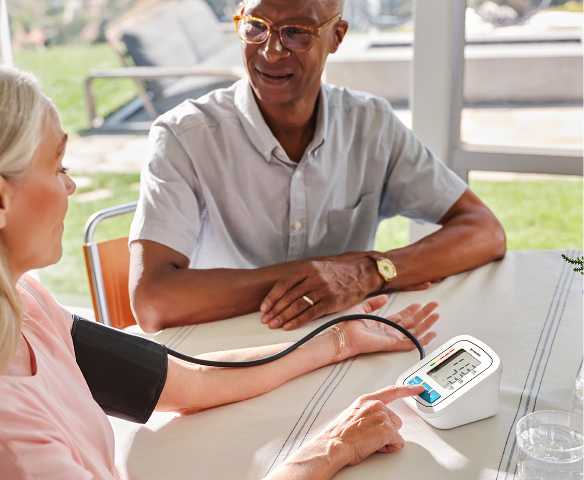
[233,9,341,53]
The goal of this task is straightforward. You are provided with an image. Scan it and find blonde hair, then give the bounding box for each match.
[0,67,44,371]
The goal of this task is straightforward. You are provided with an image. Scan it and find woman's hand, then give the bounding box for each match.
[338,295,440,360]
[266,384,425,479]
[325,384,425,464]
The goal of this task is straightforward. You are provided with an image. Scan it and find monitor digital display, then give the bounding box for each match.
[427,349,481,389]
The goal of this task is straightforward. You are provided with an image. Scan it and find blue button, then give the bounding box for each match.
[422,382,432,392]
[408,376,423,385]
[419,389,441,404]
[428,390,441,403]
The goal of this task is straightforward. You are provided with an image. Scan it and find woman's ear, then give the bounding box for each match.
[0,176,10,229]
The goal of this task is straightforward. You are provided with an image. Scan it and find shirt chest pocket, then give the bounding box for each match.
[327,193,378,254]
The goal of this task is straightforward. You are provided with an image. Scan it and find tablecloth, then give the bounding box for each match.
[111,250,583,480]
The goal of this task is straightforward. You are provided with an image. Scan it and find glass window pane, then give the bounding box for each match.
[462,3,583,148]
[325,1,414,108]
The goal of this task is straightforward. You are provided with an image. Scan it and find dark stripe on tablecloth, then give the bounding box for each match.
[297,356,357,449]
[496,249,578,479]
[264,364,341,475]
[264,358,356,475]
[166,325,198,350]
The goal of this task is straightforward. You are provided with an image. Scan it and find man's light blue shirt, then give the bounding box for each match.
[129,78,468,269]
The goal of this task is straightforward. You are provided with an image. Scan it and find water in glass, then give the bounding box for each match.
[517,411,583,480]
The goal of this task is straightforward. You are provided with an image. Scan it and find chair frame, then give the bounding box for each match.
[83,201,138,326]
[84,0,246,128]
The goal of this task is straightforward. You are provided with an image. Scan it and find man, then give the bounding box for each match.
[128,0,506,333]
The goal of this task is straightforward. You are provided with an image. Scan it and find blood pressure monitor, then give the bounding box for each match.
[396,335,503,429]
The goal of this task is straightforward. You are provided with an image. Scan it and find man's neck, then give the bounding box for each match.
[254,88,320,163]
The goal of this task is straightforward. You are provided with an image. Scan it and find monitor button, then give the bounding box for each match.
[428,390,441,403]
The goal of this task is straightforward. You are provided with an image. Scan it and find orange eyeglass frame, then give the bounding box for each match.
[233,4,341,52]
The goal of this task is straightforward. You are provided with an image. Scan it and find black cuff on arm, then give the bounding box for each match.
[71,315,168,424]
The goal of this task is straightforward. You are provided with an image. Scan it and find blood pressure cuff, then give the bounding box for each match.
[71,315,168,424]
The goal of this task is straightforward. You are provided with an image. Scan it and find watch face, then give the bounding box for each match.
[379,259,397,280]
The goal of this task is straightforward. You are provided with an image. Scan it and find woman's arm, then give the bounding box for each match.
[155,295,439,414]
[156,330,338,413]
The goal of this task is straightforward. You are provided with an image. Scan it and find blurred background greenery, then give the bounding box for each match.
[14,44,137,133]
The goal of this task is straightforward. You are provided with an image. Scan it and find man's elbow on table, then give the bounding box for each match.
[130,292,167,333]
[129,240,196,333]
[443,188,507,266]
[130,277,212,333]
[477,203,507,263]
[491,217,507,261]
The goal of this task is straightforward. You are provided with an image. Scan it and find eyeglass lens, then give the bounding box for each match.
[237,18,314,51]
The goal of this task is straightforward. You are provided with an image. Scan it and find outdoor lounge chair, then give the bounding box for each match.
[85,0,245,131]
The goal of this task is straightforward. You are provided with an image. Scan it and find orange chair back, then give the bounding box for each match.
[83,236,137,330]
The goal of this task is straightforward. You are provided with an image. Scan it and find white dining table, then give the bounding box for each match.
[110,249,583,480]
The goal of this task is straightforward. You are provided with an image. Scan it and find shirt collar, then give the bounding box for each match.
[307,84,328,156]
[234,78,280,163]
[234,78,328,163]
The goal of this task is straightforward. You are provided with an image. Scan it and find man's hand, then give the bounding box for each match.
[260,252,383,330]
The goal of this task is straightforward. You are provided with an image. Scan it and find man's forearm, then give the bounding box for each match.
[130,240,314,332]
[382,199,506,290]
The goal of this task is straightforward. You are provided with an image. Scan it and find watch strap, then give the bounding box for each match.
[365,252,396,292]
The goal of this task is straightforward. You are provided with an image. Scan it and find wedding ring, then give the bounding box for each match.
[302,295,314,306]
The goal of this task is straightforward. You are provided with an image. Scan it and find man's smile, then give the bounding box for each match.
[256,68,294,85]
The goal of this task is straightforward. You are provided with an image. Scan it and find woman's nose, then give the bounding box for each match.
[66,175,77,196]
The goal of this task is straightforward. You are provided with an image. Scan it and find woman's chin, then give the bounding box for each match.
[35,246,63,271]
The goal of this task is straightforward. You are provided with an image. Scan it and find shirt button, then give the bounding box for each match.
[295,171,301,179]
[293,221,302,230]
[263,150,269,157]
[278,148,283,155]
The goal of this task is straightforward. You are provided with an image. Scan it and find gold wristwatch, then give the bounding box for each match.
[366,252,397,291]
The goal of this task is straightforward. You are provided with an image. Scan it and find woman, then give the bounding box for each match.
[0,66,440,479]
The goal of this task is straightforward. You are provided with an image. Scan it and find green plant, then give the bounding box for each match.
[562,254,584,275]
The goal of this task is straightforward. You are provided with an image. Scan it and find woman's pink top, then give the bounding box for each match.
[0,275,116,479]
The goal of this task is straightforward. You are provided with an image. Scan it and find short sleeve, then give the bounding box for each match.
[129,121,204,261]
[380,112,468,224]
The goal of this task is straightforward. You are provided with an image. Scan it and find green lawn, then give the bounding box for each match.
[376,177,583,252]
[469,178,583,250]
[13,44,137,134]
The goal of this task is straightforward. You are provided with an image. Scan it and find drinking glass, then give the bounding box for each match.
[570,359,584,419]
[516,410,583,480]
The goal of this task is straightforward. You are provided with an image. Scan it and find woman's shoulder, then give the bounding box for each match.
[17,274,73,341]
